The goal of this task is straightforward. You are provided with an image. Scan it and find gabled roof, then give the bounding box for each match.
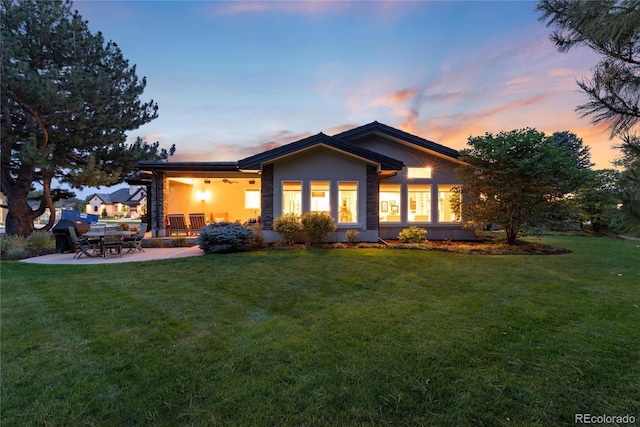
[334,121,460,160]
[138,161,239,173]
[238,132,404,171]
[87,187,145,205]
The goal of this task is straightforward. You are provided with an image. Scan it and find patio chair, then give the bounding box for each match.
[125,223,147,253]
[87,224,105,245]
[168,214,189,236]
[68,227,97,259]
[103,226,123,257]
[189,213,207,235]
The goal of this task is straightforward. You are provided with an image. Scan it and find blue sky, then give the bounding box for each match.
[72,0,614,195]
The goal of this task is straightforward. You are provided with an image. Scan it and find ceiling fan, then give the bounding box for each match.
[221,178,239,184]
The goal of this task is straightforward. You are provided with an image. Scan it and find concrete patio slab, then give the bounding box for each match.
[19,246,205,265]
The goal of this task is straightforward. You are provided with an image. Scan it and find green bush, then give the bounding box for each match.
[150,238,164,248]
[249,223,267,249]
[4,247,29,260]
[301,212,337,243]
[25,231,54,250]
[170,237,189,247]
[0,235,26,252]
[197,222,253,253]
[273,214,303,244]
[398,226,427,243]
[345,229,360,244]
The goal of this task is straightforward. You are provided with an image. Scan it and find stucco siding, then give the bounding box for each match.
[271,146,369,230]
[352,134,472,240]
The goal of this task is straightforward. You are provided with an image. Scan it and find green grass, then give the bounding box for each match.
[1,236,639,426]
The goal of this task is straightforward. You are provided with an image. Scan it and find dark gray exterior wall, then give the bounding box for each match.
[366,165,378,231]
[260,164,274,231]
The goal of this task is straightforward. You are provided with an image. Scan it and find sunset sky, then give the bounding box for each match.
[73,0,618,188]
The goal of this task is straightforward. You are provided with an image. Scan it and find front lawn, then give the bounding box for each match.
[1,236,638,426]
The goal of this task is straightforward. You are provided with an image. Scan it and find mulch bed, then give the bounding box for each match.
[268,238,571,255]
[1,248,57,261]
[3,238,571,260]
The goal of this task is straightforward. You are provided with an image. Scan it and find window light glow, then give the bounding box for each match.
[408,167,432,179]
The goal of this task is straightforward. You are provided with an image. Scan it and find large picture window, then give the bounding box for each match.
[438,185,460,222]
[310,181,330,214]
[245,189,260,209]
[380,184,401,222]
[408,185,431,222]
[282,181,302,215]
[338,182,357,223]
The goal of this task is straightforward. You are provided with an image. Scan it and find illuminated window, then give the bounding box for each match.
[380,184,401,222]
[310,181,330,214]
[245,189,260,209]
[438,185,460,222]
[282,181,302,215]
[408,185,431,222]
[407,167,432,179]
[338,182,357,223]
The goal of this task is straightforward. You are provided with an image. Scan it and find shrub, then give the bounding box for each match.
[198,222,253,253]
[249,223,267,249]
[4,247,29,260]
[345,229,360,244]
[25,231,54,250]
[398,226,427,243]
[301,212,337,243]
[150,238,164,248]
[0,235,26,252]
[273,214,303,244]
[170,237,189,247]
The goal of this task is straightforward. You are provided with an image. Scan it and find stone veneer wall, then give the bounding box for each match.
[161,175,168,236]
[366,165,379,231]
[150,172,168,237]
[260,164,274,230]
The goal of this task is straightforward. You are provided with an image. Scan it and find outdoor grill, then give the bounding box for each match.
[52,219,90,253]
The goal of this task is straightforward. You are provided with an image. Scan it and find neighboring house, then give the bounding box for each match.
[138,121,475,241]
[85,186,147,219]
[0,191,77,228]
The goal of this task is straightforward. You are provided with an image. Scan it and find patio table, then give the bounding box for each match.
[82,230,135,257]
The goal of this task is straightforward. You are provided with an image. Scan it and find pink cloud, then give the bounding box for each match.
[373,87,420,105]
[213,1,349,16]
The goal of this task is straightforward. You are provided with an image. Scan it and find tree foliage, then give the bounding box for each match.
[538,0,640,234]
[538,0,640,136]
[1,0,173,236]
[574,169,621,232]
[551,131,593,170]
[454,129,589,244]
[614,134,640,226]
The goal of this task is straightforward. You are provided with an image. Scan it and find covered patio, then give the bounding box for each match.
[137,162,261,237]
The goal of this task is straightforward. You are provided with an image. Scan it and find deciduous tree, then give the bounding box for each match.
[454,129,588,244]
[1,0,173,236]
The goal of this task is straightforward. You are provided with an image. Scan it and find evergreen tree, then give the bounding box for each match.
[538,0,640,136]
[1,0,172,236]
[538,0,640,233]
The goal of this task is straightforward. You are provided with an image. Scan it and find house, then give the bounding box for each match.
[85,186,147,219]
[137,121,475,242]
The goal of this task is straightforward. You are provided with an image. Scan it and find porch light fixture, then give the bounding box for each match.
[195,190,210,202]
